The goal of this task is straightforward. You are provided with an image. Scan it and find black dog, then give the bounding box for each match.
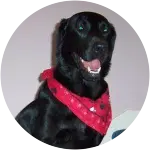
[16,12,116,149]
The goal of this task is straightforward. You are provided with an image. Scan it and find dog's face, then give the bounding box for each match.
[56,12,116,81]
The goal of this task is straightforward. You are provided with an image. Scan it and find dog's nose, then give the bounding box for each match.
[93,43,107,52]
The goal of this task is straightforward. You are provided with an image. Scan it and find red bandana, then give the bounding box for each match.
[41,68,112,135]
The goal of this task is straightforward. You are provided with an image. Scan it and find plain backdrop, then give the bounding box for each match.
[1,1,149,119]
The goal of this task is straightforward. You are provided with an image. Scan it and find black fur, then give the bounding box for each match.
[16,12,116,149]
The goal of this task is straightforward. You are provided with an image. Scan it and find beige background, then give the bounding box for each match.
[1,1,149,118]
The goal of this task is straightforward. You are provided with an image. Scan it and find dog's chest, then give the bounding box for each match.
[55,103,97,136]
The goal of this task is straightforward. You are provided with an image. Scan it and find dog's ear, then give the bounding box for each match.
[57,18,69,43]
[55,18,69,64]
[101,25,116,77]
[110,24,116,51]
[107,24,116,60]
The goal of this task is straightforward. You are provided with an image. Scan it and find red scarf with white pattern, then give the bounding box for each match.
[41,68,112,135]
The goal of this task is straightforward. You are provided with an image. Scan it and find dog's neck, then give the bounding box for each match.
[54,67,108,100]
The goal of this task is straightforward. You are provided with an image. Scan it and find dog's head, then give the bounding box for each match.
[56,12,116,81]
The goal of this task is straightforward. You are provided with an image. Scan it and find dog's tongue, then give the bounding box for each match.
[82,59,101,70]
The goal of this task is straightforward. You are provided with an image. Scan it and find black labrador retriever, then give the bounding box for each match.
[16,12,116,149]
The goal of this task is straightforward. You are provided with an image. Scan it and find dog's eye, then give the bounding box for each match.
[78,23,84,31]
[75,18,90,37]
[77,22,85,31]
[99,22,109,34]
[79,25,84,31]
[103,25,108,32]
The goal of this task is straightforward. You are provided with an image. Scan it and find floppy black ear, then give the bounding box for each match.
[110,24,116,51]
[55,19,69,64]
[106,24,116,61]
[56,19,69,45]
[100,26,116,77]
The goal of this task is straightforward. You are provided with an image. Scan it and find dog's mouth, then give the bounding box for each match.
[80,57,101,74]
[71,53,102,80]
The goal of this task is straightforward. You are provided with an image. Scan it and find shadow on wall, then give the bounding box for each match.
[33,23,60,101]
[15,23,60,117]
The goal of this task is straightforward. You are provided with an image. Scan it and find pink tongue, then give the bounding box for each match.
[83,59,100,70]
